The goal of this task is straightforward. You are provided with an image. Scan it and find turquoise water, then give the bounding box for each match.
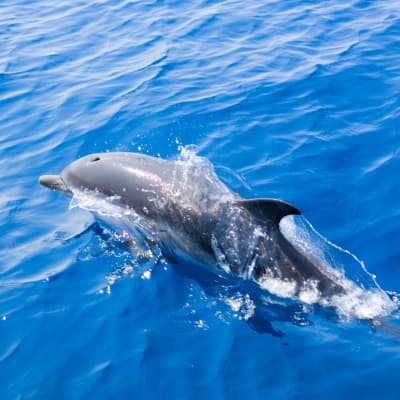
[1,0,400,398]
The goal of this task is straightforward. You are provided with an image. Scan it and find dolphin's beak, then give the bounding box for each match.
[39,174,71,195]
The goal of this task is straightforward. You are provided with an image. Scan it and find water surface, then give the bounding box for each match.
[1,0,400,398]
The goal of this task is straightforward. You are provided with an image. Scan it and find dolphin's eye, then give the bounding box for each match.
[91,156,101,162]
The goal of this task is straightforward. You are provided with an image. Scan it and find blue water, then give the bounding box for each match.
[1,0,400,398]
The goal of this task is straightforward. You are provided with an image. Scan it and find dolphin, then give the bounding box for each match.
[39,152,344,300]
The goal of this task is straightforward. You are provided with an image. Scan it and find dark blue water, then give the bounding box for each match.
[1,0,400,398]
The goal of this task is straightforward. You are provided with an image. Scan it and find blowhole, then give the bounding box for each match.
[91,156,101,162]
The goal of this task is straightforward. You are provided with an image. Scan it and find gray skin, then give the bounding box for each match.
[39,152,343,297]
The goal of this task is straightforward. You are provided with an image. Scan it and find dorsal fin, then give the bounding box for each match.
[237,198,301,224]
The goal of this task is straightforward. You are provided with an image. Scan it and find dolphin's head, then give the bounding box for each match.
[39,154,111,196]
[62,153,117,196]
[40,153,134,196]
[39,152,169,213]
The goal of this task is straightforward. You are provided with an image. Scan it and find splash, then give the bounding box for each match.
[223,293,256,321]
[69,189,155,241]
[175,146,235,203]
[279,215,397,320]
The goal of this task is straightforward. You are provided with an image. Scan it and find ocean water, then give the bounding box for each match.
[1,0,400,398]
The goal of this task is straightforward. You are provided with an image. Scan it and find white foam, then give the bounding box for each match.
[298,280,320,304]
[330,286,395,320]
[258,276,298,299]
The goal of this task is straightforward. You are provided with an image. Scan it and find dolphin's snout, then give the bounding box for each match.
[39,174,71,194]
